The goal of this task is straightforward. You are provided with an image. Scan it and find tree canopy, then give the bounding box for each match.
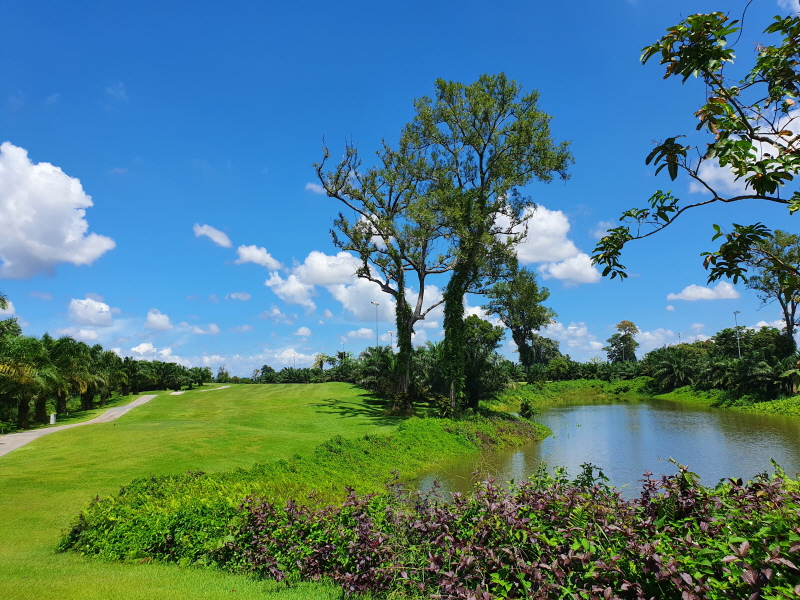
[592,12,800,283]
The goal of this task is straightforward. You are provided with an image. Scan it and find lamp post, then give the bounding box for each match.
[733,311,742,359]
[370,301,380,347]
[293,350,296,369]
[388,330,394,351]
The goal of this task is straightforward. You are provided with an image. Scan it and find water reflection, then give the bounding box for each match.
[415,399,800,499]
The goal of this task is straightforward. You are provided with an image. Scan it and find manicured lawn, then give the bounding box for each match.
[0,383,399,600]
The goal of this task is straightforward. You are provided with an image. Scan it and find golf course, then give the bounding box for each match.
[0,383,414,599]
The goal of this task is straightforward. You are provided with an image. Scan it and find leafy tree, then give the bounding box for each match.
[0,317,22,339]
[482,266,557,379]
[461,315,507,410]
[216,365,231,384]
[315,133,451,398]
[593,13,800,283]
[744,230,800,349]
[604,320,640,363]
[403,73,572,411]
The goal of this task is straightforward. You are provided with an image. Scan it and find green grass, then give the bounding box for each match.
[651,385,723,405]
[0,383,401,600]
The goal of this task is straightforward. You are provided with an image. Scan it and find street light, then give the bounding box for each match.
[387,330,394,351]
[370,301,380,347]
[733,311,742,359]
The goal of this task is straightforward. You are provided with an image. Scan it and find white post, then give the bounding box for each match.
[49,414,56,425]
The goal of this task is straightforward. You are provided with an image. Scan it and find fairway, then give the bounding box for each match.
[0,383,400,600]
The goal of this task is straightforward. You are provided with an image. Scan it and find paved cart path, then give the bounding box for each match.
[0,394,158,458]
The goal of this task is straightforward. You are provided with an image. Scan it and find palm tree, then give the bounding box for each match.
[0,336,59,428]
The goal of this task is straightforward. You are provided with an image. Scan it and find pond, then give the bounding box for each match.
[415,398,800,499]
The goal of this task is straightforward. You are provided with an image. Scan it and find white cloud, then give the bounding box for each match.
[293,251,359,286]
[591,220,615,240]
[85,292,104,302]
[265,272,316,310]
[272,348,314,367]
[690,323,704,331]
[542,321,599,352]
[294,326,311,336]
[667,281,740,301]
[226,291,251,301]
[497,206,600,285]
[234,245,282,269]
[688,158,749,195]
[191,323,221,335]
[145,308,173,331]
[230,324,254,333]
[55,327,99,342]
[68,297,113,327]
[0,300,14,316]
[539,253,601,285]
[209,294,220,303]
[777,0,800,13]
[754,318,786,330]
[106,81,128,101]
[637,328,676,353]
[108,167,129,176]
[193,223,232,248]
[666,305,675,311]
[29,291,53,300]
[500,206,579,263]
[0,142,116,278]
[322,309,333,319]
[327,278,395,321]
[305,182,326,195]
[258,305,295,324]
[346,327,374,340]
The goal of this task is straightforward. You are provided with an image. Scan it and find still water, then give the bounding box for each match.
[415,399,800,499]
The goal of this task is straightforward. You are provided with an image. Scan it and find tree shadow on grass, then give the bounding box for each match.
[309,393,404,427]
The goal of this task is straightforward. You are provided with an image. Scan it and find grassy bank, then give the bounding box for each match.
[58,416,548,565]
[654,384,800,417]
[487,377,651,414]
[0,382,545,600]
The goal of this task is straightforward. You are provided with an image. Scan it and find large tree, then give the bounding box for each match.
[744,229,800,349]
[404,73,572,411]
[315,137,451,399]
[592,12,800,283]
[482,266,557,378]
[604,320,640,363]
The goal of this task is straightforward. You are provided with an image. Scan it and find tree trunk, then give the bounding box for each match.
[56,391,68,414]
[17,397,31,429]
[34,396,48,423]
[443,268,470,415]
[80,390,94,411]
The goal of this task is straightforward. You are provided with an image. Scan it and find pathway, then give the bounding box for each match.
[0,394,158,458]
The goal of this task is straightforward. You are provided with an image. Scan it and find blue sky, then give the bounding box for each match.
[1,0,799,375]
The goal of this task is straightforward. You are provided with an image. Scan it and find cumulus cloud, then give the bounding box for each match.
[145,308,173,331]
[323,309,333,319]
[327,278,395,321]
[667,281,740,301]
[637,328,676,353]
[0,142,116,278]
[293,326,311,336]
[539,253,602,285]
[305,182,326,195]
[777,1,800,14]
[69,297,113,327]
[258,305,295,324]
[55,327,99,341]
[193,223,232,248]
[346,327,374,340]
[591,220,615,240]
[192,323,221,335]
[666,305,675,311]
[497,206,601,285]
[234,245,282,269]
[230,324,254,333]
[226,291,251,301]
[265,272,316,310]
[293,251,359,286]
[542,321,600,352]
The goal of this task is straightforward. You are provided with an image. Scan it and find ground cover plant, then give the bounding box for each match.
[212,464,800,598]
[57,416,548,566]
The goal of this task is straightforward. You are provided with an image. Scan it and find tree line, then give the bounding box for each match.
[0,304,213,431]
